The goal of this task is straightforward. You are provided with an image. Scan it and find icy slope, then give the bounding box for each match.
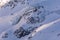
[0,0,60,40]
[0,4,46,34]
[0,9,60,40]
[0,13,60,40]
[30,19,60,40]
[0,0,29,17]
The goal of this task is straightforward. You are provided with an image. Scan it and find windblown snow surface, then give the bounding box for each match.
[0,0,60,40]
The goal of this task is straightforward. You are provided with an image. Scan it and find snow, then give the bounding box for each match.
[31,19,60,40]
[0,0,60,40]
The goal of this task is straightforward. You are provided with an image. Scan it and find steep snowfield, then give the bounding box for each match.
[0,13,60,40]
[31,19,60,40]
[0,0,60,40]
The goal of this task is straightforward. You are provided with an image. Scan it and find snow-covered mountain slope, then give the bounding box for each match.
[0,0,60,40]
[30,19,60,40]
[0,0,60,17]
[0,0,29,17]
[0,4,45,34]
[0,13,60,40]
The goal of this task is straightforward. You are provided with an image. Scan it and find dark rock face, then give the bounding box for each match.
[13,27,30,38]
[13,26,37,38]
[14,0,17,2]
[1,0,26,8]
[25,5,46,24]
[2,33,8,38]
[57,33,60,37]
[27,16,45,24]
[27,17,40,24]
